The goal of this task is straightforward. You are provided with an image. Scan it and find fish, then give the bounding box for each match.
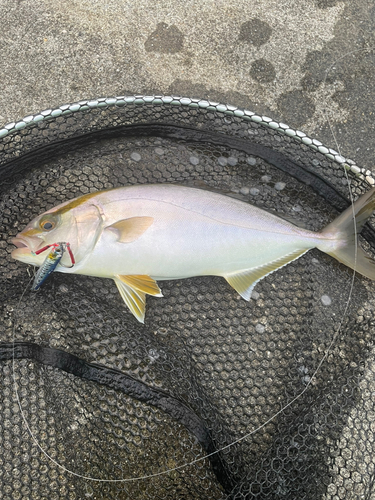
[11,183,375,323]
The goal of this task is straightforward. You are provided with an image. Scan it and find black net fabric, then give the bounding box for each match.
[1,96,375,499]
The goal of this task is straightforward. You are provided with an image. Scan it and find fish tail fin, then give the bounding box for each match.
[319,187,375,279]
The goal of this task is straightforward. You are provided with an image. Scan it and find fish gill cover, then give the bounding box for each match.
[0,96,375,499]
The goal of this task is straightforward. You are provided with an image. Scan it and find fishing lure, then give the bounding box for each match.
[31,242,75,291]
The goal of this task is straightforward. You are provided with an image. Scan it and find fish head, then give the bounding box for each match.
[11,194,104,268]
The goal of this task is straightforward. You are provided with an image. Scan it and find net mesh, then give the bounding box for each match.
[1,96,375,499]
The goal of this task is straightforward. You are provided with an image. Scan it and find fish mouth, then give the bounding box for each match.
[11,235,45,262]
[11,237,29,249]
[11,233,45,250]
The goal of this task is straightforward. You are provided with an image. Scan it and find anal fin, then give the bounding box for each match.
[114,274,163,323]
[224,249,307,300]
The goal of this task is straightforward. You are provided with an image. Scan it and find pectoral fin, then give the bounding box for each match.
[114,274,163,323]
[106,217,154,243]
[224,249,307,300]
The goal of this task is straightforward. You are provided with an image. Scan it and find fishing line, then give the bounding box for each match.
[12,46,374,485]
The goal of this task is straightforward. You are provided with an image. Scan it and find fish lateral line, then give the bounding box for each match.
[98,193,307,235]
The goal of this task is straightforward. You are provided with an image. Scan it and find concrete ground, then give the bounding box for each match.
[0,0,373,169]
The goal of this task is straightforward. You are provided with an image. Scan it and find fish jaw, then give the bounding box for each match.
[11,235,46,266]
[11,248,45,266]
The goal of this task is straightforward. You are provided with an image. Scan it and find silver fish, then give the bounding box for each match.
[11,184,375,322]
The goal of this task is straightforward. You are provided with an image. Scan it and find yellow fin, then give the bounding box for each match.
[118,274,163,297]
[107,217,154,243]
[225,249,307,300]
[114,274,162,323]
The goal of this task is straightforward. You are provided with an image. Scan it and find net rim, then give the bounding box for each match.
[0,94,373,186]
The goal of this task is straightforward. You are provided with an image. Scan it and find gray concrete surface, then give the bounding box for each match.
[0,0,373,170]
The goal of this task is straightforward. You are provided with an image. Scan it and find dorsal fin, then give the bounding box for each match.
[224,249,307,300]
[106,217,154,243]
[114,274,163,323]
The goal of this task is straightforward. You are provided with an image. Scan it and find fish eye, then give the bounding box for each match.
[40,220,55,231]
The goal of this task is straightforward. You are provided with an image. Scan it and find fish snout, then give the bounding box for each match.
[10,234,45,261]
[11,236,29,249]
